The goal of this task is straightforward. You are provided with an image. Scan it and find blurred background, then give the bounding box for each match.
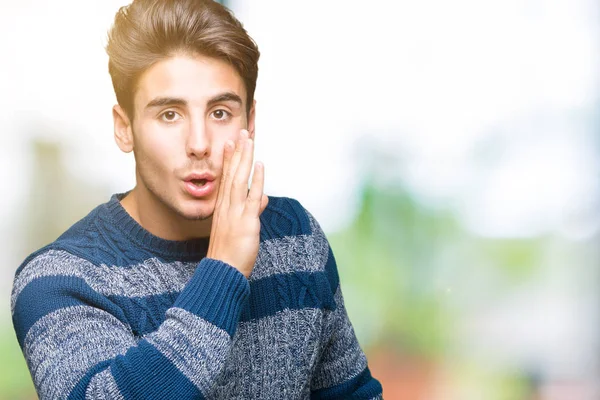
[1,0,599,398]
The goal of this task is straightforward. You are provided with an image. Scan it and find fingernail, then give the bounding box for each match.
[241,129,248,138]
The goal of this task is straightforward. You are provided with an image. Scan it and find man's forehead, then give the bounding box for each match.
[134,55,247,109]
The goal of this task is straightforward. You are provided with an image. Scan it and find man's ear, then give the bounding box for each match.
[247,100,256,140]
[113,104,134,153]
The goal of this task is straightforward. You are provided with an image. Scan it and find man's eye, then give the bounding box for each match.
[160,111,181,122]
[212,109,230,120]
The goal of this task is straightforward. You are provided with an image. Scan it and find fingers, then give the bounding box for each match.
[232,137,254,205]
[221,130,247,205]
[218,128,267,217]
[215,139,234,209]
[244,162,264,216]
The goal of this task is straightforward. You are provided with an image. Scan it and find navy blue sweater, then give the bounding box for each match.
[12,193,383,399]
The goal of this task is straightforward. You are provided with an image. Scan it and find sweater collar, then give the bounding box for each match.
[103,192,210,260]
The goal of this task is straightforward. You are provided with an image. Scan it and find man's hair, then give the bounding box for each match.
[105,0,259,120]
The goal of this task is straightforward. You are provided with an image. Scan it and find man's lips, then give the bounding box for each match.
[183,172,216,183]
[183,172,217,198]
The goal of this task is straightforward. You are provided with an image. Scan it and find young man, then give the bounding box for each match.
[11,0,383,398]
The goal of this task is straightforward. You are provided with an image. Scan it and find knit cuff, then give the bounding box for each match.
[174,258,250,337]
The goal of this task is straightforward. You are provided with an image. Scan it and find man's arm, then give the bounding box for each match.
[309,233,384,399]
[12,254,247,399]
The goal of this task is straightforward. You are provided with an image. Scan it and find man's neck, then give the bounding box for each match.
[120,186,212,241]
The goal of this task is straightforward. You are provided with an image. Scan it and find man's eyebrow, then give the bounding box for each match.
[144,92,243,111]
[145,97,188,110]
[207,92,243,107]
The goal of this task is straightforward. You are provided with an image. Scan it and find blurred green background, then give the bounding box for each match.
[1,0,599,399]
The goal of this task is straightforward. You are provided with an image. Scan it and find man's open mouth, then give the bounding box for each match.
[190,179,208,187]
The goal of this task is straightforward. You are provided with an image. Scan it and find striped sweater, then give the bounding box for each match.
[11,193,383,399]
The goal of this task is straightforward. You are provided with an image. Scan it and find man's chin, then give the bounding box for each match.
[177,203,215,221]
[182,212,213,221]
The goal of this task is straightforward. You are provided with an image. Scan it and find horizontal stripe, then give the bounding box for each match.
[12,250,196,311]
[212,308,324,399]
[85,368,125,400]
[111,269,337,337]
[111,340,203,399]
[242,271,336,322]
[311,366,382,399]
[310,288,368,391]
[13,275,128,347]
[145,307,231,396]
[251,211,328,281]
[351,367,384,400]
[69,360,112,400]
[13,259,337,347]
[13,222,335,321]
[107,292,176,337]
[258,197,313,241]
[23,306,134,399]
[173,258,249,337]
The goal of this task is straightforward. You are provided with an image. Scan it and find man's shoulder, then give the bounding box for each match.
[253,196,339,311]
[255,195,332,277]
[260,195,322,241]
[15,200,109,278]
[10,203,107,316]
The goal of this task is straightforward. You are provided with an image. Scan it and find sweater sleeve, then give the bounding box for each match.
[11,252,248,400]
[309,242,383,400]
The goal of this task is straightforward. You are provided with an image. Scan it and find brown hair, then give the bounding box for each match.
[105,0,259,120]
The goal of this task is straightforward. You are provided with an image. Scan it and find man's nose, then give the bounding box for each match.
[186,120,210,158]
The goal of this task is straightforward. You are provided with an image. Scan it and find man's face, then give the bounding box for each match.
[121,53,254,221]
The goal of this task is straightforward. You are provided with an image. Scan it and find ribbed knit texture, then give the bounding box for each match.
[11,193,383,399]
